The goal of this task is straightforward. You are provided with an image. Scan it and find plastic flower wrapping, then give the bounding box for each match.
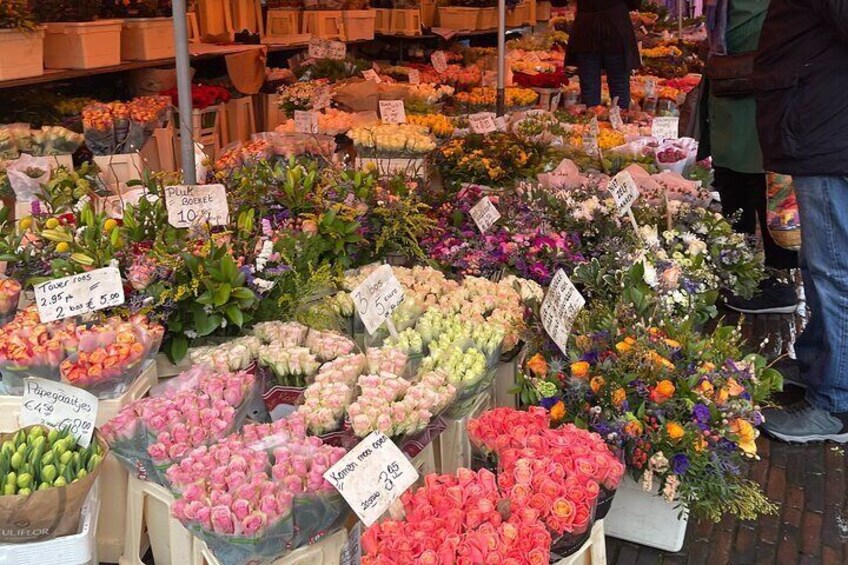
[0,307,163,397]
[81,96,171,155]
[167,415,348,565]
[101,365,259,486]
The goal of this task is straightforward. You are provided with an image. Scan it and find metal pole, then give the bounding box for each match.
[496,0,506,116]
[173,0,197,184]
[678,0,684,41]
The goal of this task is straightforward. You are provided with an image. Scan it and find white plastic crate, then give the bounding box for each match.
[194,528,347,565]
[0,480,100,565]
[552,520,607,565]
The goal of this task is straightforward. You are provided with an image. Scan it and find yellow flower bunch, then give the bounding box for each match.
[407,114,455,138]
[598,128,625,150]
[641,45,683,59]
[454,87,538,107]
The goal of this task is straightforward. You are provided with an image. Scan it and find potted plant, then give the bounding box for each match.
[102,0,175,61]
[35,0,124,70]
[0,0,44,80]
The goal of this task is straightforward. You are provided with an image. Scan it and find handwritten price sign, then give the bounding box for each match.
[294,110,320,134]
[541,269,585,355]
[469,112,497,134]
[610,99,624,131]
[352,265,405,335]
[327,40,346,60]
[408,69,421,85]
[324,432,418,526]
[379,100,406,124]
[582,116,600,156]
[362,69,381,83]
[35,267,125,323]
[21,378,98,447]
[607,170,640,216]
[431,50,448,73]
[651,117,679,140]
[165,184,230,228]
[308,37,328,59]
[469,196,501,233]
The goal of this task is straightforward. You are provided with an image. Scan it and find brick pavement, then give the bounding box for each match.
[605,310,848,564]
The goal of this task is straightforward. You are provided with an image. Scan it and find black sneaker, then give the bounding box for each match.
[762,400,848,444]
[724,279,798,315]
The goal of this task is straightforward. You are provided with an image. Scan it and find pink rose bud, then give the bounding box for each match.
[231,498,251,521]
[210,505,235,535]
[240,511,267,537]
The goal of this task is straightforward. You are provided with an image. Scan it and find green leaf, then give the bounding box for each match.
[168,335,189,363]
[213,283,231,307]
[231,287,253,300]
[224,304,244,327]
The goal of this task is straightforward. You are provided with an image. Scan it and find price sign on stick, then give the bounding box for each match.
[651,116,679,140]
[610,99,625,131]
[352,265,405,334]
[311,85,332,110]
[582,116,600,156]
[294,110,319,134]
[469,112,497,134]
[431,50,448,73]
[408,69,421,85]
[379,100,406,124]
[165,184,230,228]
[362,69,381,83]
[607,170,642,235]
[327,40,346,60]
[324,432,419,526]
[21,378,98,447]
[35,267,125,323]
[541,269,585,355]
[469,196,501,233]
[308,37,328,59]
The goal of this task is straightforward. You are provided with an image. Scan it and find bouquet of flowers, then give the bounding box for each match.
[349,124,436,156]
[190,336,262,372]
[30,126,85,156]
[253,321,309,348]
[519,311,783,522]
[168,415,348,565]
[298,353,367,434]
[0,307,80,394]
[101,365,258,485]
[59,315,164,398]
[257,345,320,387]
[362,468,553,565]
[0,278,21,325]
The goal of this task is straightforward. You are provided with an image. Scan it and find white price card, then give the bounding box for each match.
[469,196,501,233]
[651,117,679,140]
[34,267,125,323]
[645,78,657,99]
[362,69,381,83]
[21,378,98,448]
[311,85,332,110]
[582,116,600,156]
[610,99,624,131]
[408,69,420,85]
[469,112,496,134]
[379,100,406,124]
[431,50,448,73]
[352,265,405,335]
[341,522,362,565]
[165,184,230,228]
[294,110,320,134]
[324,432,418,527]
[607,170,640,216]
[308,37,328,59]
[327,40,346,60]
[541,269,585,355]
[494,116,507,132]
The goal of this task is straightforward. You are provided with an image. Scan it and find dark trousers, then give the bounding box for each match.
[713,166,799,270]
[573,53,630,108]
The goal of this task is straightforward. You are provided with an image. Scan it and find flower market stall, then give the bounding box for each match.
[0,2,794,564]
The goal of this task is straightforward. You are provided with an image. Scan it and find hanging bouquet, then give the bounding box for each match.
[168,415,348,565]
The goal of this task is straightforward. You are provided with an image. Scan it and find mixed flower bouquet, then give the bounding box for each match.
[518,309,782,522]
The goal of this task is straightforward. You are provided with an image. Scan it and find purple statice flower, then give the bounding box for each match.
[692,403,710,425]
[672,453,690,475]
[581,350,600,364]
[539,396,560,409]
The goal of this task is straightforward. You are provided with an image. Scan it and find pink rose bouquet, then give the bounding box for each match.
[305,330,357,362]
[298,354,367,434]
[168,415,348,565]
[102,365,257,485]
[366,347,409,376]
[252,321,309,347]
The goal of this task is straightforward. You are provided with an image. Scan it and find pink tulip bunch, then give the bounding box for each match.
[252,321,309,347]
[102,365,255,468]
[361,468,553,565]
[305,330,356,362]
[366,347,408,376]
[168,415,345,539]
[298,353,368,434]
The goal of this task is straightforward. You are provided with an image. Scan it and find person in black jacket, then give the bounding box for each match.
[753,0,848,444]
[566,0,642,108]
